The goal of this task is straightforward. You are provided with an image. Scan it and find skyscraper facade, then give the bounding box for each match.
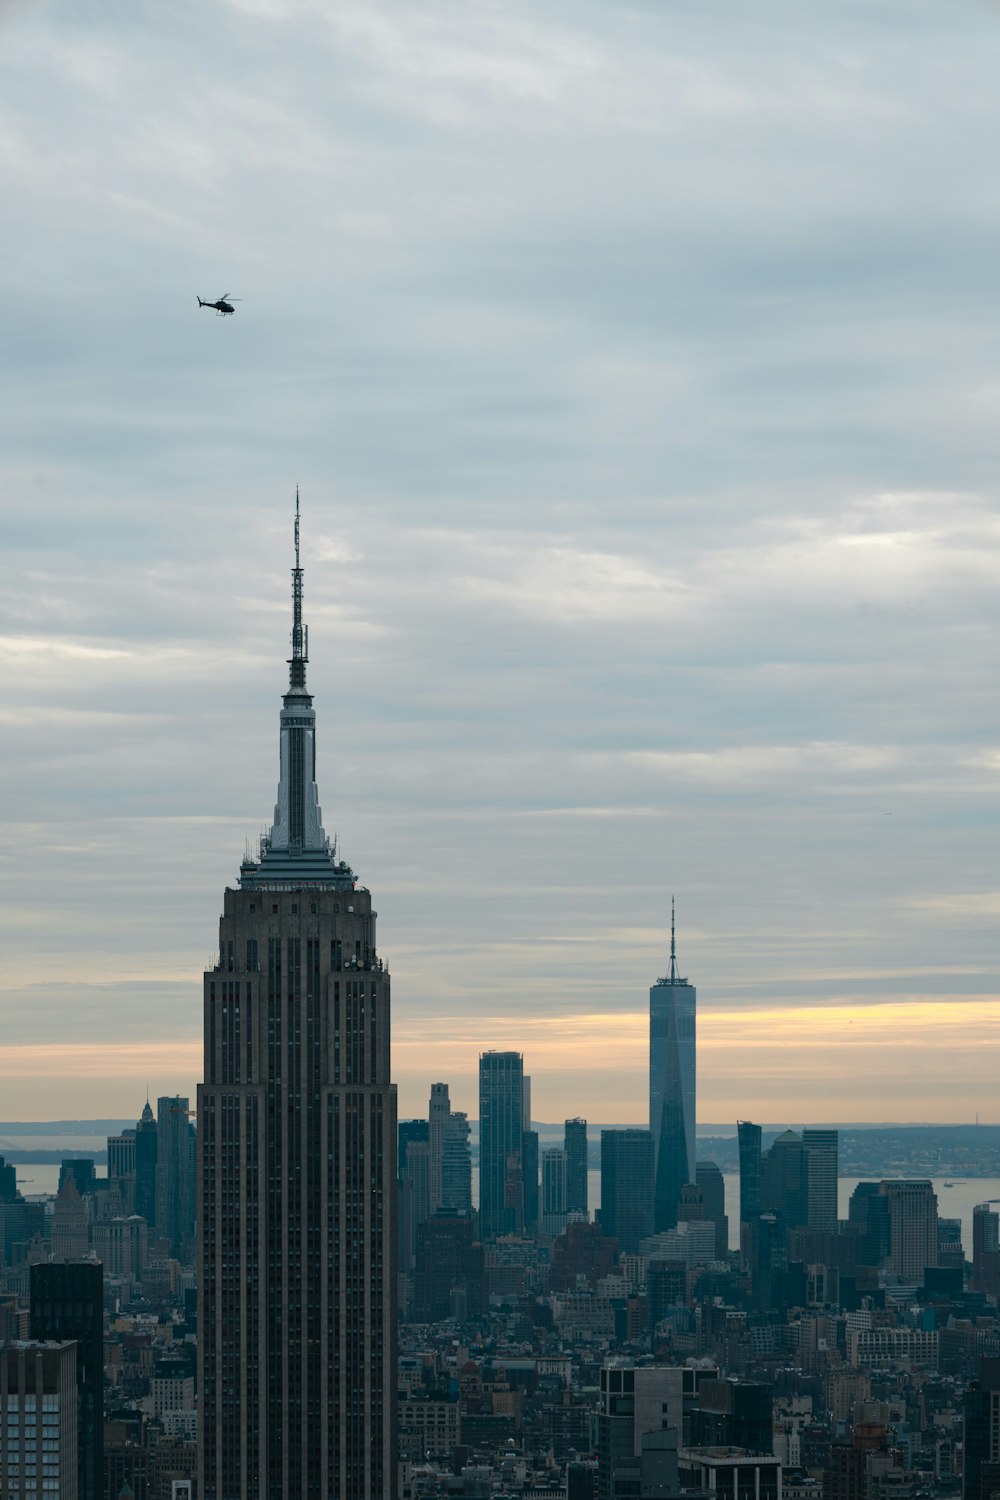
[880,1179,938,1279]
[973,1204,1000,1296]
[0,1342,78,1500]
[134,1100,157,1229]
[198,505,397,1500]
[107,1130,136,1217]
[478,1051,524,1239]
[29,1261,104,1500]
[600,1129,654,1254]
[155,1095,196,1260]
[737,1121,762,1228]
[650,904,696,1232]
[803,1128,839,1232]
[696,1160,729,1259]
[564,1118,588,1219]
[440,1111,472,1215]
[541,1147,568,1238]
[428,1082,450,1216]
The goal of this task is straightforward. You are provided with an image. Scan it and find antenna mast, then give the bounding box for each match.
[288,486,308,690]
[669,895,679,981]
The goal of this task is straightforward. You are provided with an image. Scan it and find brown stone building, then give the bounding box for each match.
[198,503,397,1500]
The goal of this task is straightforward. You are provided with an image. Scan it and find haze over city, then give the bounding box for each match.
[2,0,999,1123]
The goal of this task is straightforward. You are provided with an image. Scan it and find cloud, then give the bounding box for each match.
[0,0,998,1122]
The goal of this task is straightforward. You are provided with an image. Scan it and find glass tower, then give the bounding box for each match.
[478,1051,524,1239]
[649,902,696,1232]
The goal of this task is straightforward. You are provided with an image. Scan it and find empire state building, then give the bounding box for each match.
[198,501,397,1500]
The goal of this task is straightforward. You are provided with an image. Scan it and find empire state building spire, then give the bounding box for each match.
[288,486,308,693]
[239,493,354,890]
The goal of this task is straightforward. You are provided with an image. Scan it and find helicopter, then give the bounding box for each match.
[197,293,241,316]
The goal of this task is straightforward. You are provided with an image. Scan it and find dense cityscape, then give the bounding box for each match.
[0,528,997,1500]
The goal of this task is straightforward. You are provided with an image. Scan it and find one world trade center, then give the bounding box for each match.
[650,900,697,1231]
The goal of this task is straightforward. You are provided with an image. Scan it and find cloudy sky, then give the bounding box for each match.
[1,0,998,1125]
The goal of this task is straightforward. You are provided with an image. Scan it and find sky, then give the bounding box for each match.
[0,0,998,1125]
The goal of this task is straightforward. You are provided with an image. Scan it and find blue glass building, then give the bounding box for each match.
[649,903,696,1232]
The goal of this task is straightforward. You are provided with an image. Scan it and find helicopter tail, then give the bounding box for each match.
[197,296,206,307]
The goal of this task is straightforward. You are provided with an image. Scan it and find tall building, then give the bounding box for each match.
[428,1083,450,1216]
[134,1099,158,1229]
[762,1129,809,1229]
[0,1341,78,1500]
[564,1118,588,1219]
[650,902,696,1231]
[848,1181,890,1267]
[541,1148,568,1238]
[963,1358,1000,1500]
[29,1261,104,1500]
[440,1110,472,1214]
[425,1084,472,1215]
[397,1121,430,1275]
[696,1160,729,1259]
[600,1129,653,1254]
[803,1128,839,1232]
[107,1131,136,1217]
[155,1096,195,1260]
[478,1052,524,1239]
[597,1365,712,1500]
[974,1204,1000,1296]
[50,1180,89,1262]
[198,503,397,1500]
[880,1179,938,1280]
[522,1128,540,1238]
[737,1120,763,1227]
[413,1214,483,1323]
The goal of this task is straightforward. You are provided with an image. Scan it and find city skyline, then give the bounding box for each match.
[1,0,999,1124]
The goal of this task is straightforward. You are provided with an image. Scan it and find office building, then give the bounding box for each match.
[523,1128,540,1237]
[413,1214,483,1323]
[803,1128,839,1232]
[155,1097,195,1261]
[398,1121,429,1275]
[440,1110,472,1215]
[647,1258,687,1330]
[600,1130,653,1254]
[134,1100,157,1229]
[973,1204,1000,1297]
[738,1121,763,1227]
[762,1131,809,1230]
[847,1182,890,1267]
[542,1148,568,1238]
[688,1378,774,1453]
[0,1157,16,1203]
[107,1131,136,1217]
[428,1083,450,1216]
[50,1181,89,1262]
[29,1262,103,1500]
[565,1119,588,1219]
[597,1366,684,1500]
[92,1215,147,1284]
[879,1179,938,1280]
[696,1161,729,1259]
[598,1365,720,1500]
[0,1341,78,1500]
[198,505,397,1500]
[479,1052,525,1239]
[963,1358,1000,1500]
[650,903,696,1231]
[57,1162,95,1198]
